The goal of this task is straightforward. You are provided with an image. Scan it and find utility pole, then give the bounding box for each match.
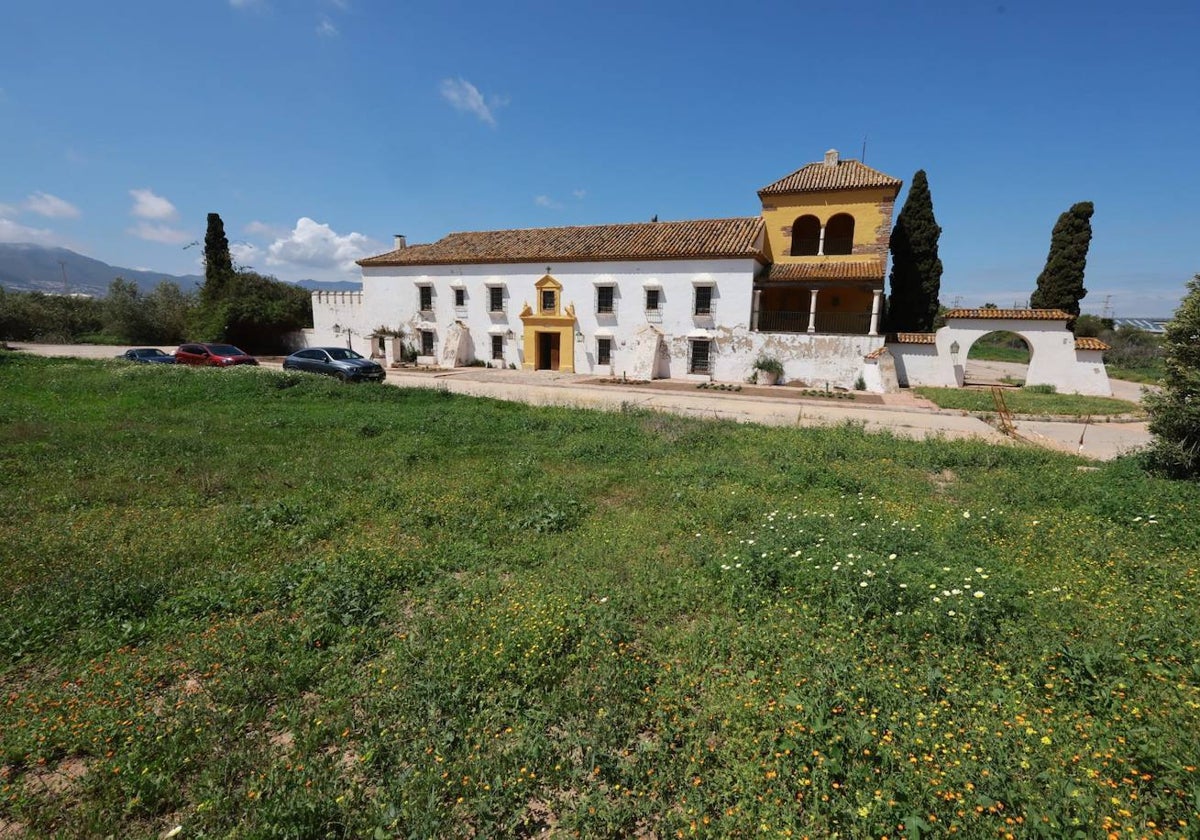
[59,260,69,295]
[1101,294,1113,319]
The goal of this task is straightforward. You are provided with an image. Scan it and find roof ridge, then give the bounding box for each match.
[443,216,762,236]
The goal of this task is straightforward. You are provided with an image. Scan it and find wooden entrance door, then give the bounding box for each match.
[537,332,561,370]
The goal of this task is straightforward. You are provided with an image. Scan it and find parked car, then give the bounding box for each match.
[283,347,387,382]
[175,343,259,367]
[117,348,176,364]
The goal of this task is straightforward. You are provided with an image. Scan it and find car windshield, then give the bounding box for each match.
[133,349,165,357]
[326,348,363,361]
[208,345,246,356]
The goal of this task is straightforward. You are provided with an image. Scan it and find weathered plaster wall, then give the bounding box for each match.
[759,187,897,264]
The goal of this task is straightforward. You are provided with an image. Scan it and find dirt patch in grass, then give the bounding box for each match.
[23,756,89,798]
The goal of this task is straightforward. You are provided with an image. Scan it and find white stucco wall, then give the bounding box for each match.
[309,291,365,348]
[890,342,951,387]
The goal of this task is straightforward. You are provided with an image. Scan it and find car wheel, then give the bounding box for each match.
[339,371,352,383]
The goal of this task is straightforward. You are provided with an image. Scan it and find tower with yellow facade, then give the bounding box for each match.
[754,149,902,336]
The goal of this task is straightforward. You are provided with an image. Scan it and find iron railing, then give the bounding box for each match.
[755,310,872,335]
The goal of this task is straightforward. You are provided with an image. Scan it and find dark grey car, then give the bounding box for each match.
[117,348,177,364]
[283,347,386,382]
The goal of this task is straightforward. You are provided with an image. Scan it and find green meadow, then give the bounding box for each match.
[1,354,1197,839]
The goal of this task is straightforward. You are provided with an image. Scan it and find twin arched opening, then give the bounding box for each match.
[789,213,855,256]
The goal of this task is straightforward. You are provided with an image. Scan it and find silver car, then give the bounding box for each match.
[282,347,386,382]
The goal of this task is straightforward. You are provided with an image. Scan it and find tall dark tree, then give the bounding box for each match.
[887,170,943,332]
[1030,201,1093,325]
[202,212,234,304]
[1143,275,1200,479]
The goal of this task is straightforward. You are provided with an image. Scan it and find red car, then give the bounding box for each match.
[174,343,259,367]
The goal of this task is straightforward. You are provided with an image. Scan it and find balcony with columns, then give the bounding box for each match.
[750,284,884,337]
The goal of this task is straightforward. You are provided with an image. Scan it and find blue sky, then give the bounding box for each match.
[1,0,1196,315]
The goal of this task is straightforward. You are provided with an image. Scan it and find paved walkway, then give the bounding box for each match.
[8,344,1154,461]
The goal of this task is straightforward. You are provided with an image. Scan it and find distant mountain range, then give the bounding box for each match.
[0,243,362,297]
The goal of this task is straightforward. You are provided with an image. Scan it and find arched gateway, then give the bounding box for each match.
[885,309,1112,396]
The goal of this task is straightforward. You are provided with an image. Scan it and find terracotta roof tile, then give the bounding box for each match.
[1075,337,1110,351]
[865,345,891,359]
[945,308,1072,320]
[766,260,884,282]
[357,217,765,267]
[759,157,902,196]
[891,332,937,344]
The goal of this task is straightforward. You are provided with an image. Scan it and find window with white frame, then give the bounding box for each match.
[596,284,615,314]
[693,285,713,316]
[454,287,466,307]
[491,334,504,360]
[488,285,505,313]
[420,330,435,356]
[689,339,711,374]
[418,285,433,312]
[596,337,612,366]
[645,287,661,312]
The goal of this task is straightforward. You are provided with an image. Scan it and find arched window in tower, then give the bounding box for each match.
[824,213,855,255]
[790,215,821,256]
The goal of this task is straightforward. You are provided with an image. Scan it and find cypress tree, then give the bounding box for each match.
[887,170,943,332]
[1030,201,1093,324]
[202,212,234,304]
[1143,275,1200,479]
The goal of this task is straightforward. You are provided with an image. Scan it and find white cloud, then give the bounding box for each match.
[230,241,261,268]
[316,17,338,36]
[25,192,80,219]
[129,188,178,220]
[0,218,57,245]
[439,77,507,127]
[244,220,288,238]
[572,189,587,200]
[266,217,379,276]
[229,0,266,9]
[127,222,191,244]
[534,195,563,210]
[0,202,16,218]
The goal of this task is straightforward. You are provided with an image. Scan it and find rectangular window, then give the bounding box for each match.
[596,285,614,314]
[454,288,466,307]
[645,288,661,311]
[689,339,711,374]
[491,334,504,360]
[541,290,556,313]
[488,286,505,313]
[597,337,612,366]
[420,330,434,356]
[419,285,433,312]
[693,285,713,316]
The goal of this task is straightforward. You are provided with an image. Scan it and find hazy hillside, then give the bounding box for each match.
[0,243,362,297]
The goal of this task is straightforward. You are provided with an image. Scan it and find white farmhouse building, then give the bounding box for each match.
[309,150,905,387]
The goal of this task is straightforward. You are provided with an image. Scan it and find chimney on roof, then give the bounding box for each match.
[824,149,839,167]
[393,234,406,250]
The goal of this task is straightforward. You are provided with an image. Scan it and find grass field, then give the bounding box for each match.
[914,387,1144,418]
[2,354,1198,839]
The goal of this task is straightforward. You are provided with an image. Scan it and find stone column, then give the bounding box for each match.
[869,289,883,336]
[807,289,819,334]
[751,289,761,331]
